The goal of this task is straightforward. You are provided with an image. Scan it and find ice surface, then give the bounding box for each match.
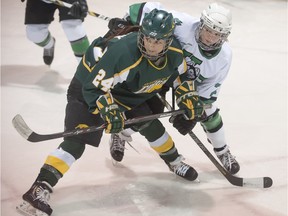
[1,0,287,215]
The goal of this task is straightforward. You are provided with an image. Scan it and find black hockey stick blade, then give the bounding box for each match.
[188,131,273,188]
[243,176,273,188]
[12,114,106,142]
[12,109,185,143]
[226,174,273,188]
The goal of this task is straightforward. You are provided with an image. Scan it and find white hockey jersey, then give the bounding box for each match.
[125,2,232,103]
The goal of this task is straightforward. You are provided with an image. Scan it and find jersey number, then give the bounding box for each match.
[92,69,113,92]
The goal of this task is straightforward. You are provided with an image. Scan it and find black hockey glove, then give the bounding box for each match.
[170,114,197,135]
[108,18,132,30]
[68,0,88,19]
[103,18,139,39]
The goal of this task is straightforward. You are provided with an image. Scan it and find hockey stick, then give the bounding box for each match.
[156,93,273,188]
[12,109,185,143]
[44,0,111,21]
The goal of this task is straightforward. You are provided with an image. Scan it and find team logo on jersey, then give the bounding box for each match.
[134,77,170,94]
[75,124,89,129]
[183,49,202,80]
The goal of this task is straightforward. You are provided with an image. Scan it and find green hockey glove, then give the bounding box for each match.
[96,93,124,134]
[175,81,204,120]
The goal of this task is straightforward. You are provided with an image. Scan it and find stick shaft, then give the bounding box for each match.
[45,0,111,21]
[12,109,185,142]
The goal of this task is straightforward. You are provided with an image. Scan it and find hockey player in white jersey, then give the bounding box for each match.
[109,2,240,175]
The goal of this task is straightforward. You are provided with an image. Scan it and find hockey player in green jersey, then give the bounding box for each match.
[16,9,204,216]
[109,2,240,176]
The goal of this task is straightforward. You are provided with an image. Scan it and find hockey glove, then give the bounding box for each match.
[170,114,197,135]
[108,18,132,30]
[175,81,204,120]
[68,0,88,19]
[96,93,124,134]
[103,18,139,39]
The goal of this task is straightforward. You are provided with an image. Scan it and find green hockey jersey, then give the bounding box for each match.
[75,32,188,113]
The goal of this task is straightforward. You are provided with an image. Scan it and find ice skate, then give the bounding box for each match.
[166,155,198,181]
[214,145,240,175]
[16,181,53,216]
[110,133,126,163]
[43,38,55,66]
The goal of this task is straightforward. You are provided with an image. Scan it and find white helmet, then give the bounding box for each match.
[196,3,232,51]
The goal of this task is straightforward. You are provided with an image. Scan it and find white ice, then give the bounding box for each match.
[1,0,287,216]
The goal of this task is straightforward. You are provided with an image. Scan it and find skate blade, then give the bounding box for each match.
[111,158,125,167]
[16,201,49,216]
[111,158,119,166]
